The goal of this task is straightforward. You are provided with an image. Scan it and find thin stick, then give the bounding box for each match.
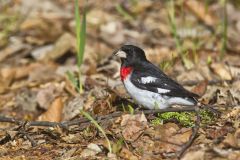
[0,107,196,129]
[17,121,37,147]
[177,107,201,158]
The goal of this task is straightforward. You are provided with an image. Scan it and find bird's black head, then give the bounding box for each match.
[114,45,147,67]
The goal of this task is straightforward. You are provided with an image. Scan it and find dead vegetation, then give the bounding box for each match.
[0,0,240,159]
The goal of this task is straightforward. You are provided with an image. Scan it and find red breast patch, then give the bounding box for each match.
[120,67,132,81]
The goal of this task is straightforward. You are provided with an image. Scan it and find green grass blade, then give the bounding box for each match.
[66,71,79,92]
[74,0,80,66]
[79,9,86,65]
[74,0,86,94]
[220,0,227,59]
[81,110,112,153]
[127,105,134,115]
[115,4,134,21]
[74,0,86,67]
[167,0,193,69]
[167,0,182,55]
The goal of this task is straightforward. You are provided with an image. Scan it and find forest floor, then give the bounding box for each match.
[0,0,239,159]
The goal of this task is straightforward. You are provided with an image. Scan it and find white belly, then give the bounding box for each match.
[123,75,195,109]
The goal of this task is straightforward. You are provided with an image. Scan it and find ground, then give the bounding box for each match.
[0,0,240,160]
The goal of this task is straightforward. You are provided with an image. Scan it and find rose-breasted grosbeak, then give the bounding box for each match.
[114,45,199,109]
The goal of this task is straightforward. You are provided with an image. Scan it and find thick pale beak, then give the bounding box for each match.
[114,50,127,58]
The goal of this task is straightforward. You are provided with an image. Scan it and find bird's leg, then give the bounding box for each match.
[198,103,221,117]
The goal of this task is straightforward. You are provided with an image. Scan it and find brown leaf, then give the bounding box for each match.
[15,89,37,112]
[143,123,192,154]
[119,147,138,160]
[28,62,58,83]
[121,113,148,141]
[0,41,30,63]
[222,128,240,148]
[63,96,84,121]
[36,83,64,110]
[20,18,63,45]
[171,129,192,145]
[191,80,208,97]
[0,63,41,81]
[42,32,76,61]
[80,143,102,158]
[182,150,205,160]
[145,47,174,64]
[206,124,234,140]
[211,63,232,80]
[185,0,216,26]
[0,68,15,93]
[177,70,204,82]
[38,97,64,122]
[223,133,238,148]
[93,94,116,115]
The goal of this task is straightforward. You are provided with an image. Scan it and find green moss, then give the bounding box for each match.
[151,117,163,126]
[151,109,215,127]
[199,109,215,125]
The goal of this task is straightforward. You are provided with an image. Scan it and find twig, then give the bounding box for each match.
[0,106,206,154]
[0,116,21,124]
[21,132,37,147]
[177,107,201,158]
[17,121,37,147]
[0,107,196,129]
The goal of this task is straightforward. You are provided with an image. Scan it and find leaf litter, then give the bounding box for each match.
[0,0,240,159]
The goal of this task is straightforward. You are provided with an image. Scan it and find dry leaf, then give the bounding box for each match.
[28,62,58,83]
[212,147,239,159]
[206,124,234,140]
[0,63,41,81]
[59,148,77,160]
[42,32,76,61]
[20,17,63,45]
[177,70,204,82]
[93,94,116,115]
[121,113,148,141]
[36,83,64,110]
[63,96,84,121]
[31,45,54,60]
[80,143,102,158]
[0,41,30,63]
[119,147,138,160]
[211,63,232,80]
[182,150,205,160]
[15,89,37,112]
[107,153,118,160]
[0,68,15,93]
[143,123,192,154]
[191,80,208,97]
[185,0,216,26]
[145,47,174,64]
[223,129,240,148]
[38,97,64,122]
[100,21,125,45]
[228,65,240,78]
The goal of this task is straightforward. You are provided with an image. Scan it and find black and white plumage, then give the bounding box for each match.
[114,45,199,109]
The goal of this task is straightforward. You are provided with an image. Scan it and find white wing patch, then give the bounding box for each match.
[157,88,170,93]
[123,74,195,109]
[141,76,157,84]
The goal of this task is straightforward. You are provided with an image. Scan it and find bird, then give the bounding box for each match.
[114,44,200,109]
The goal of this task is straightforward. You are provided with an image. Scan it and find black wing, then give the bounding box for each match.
[131,62,200,98]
